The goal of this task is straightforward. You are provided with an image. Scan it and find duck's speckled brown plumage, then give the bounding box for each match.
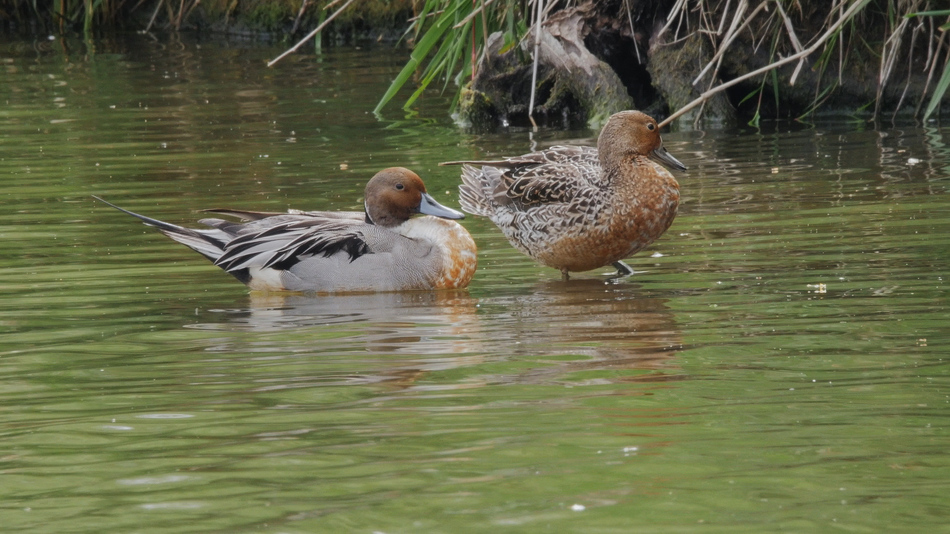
[450,110,686,279]
[96,168,477,293]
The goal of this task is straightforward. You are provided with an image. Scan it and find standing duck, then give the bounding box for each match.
[447,110,686,280]
[95,167,477,292]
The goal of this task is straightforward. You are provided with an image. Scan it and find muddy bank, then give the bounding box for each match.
[457,0,950,129]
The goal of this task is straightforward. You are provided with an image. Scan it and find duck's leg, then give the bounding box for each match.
[561,268,570,281]
[612,261,635,277]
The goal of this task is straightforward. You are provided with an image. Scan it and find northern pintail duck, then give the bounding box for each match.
[447,110,686,280]
[95,167,477,292]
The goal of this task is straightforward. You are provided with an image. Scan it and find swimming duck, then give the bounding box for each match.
[446,110,686,280]
[95,167,477,292]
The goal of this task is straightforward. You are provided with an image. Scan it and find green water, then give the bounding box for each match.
[1,34,949,533]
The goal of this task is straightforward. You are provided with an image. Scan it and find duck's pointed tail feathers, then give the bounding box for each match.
[93,196,230,264]
[457,165,500,217]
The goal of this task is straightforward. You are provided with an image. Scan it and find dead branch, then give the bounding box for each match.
[267,0,357,67]
[659,0,872,129]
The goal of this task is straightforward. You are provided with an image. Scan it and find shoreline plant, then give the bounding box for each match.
[3,0,947,123]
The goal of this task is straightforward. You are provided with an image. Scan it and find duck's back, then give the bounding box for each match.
[457,145,605,256]
[458,145,598,214]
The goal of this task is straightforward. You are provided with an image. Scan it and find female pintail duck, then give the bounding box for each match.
[95,167,477,292]
[446,110,686,280]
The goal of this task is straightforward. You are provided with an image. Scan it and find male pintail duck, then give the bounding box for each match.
[95,167,477,292]
[445,110,686,280]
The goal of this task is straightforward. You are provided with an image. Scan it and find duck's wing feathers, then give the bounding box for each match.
[452,145,600,210]
[502,146,600,207]
[502,170,581,206]
[211,217,371,272]
[201,208,284,221]
[202,208,363,223]
[443,144,595,169]
[456,146,601,217]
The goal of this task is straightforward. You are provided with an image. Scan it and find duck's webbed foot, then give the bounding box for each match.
[561,268,570,281]
[611,261,635,278]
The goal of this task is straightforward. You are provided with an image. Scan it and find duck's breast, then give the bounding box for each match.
[608,161,681,255]
[400,217,477,289]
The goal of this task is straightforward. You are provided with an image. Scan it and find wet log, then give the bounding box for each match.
[457,3,634,129]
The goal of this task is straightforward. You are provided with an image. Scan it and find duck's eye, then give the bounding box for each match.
[647,123,655,131]
[395,183,405,191]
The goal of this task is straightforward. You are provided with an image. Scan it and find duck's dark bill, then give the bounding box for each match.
[651,146,688,172]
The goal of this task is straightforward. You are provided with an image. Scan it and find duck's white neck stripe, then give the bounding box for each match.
[364,201,375,225]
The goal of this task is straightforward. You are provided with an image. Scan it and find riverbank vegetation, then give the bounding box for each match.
[368,0,950,127]
[0,0,412,37]
[2,0,948,127]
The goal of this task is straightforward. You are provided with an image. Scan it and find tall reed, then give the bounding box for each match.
[373,0,529,115]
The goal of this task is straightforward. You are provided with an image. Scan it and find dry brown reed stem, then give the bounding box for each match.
[178,0,201,30]
[141,0,199,31]
[774,2,805,84]
[623,0,642,63]
[837,0,845,85]
[875,0,922,117]
[893,20,925,120]
[291,0,311,35]
[267,0,358,67]
[454,0,497,29]
[480,0,490,71]
[528,0,546,129]
[658,0,872,129]
[145,0,164,31]
[656,0,689,41]
[451,0,494,78]
[692,0,763,86]
[716,0,733,35]
[694,1,807,93]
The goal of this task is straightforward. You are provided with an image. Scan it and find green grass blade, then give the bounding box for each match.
[904,10,950,18]
[922,59,950,121]
[374,2,465,114]
[737,86,762,106]
[404,32,459,109]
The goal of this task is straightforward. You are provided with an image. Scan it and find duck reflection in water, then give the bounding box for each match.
[190,279,682,393]
[479,279,685,385]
